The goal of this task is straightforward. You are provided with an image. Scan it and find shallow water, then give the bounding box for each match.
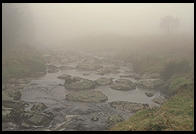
[20,51,163,130]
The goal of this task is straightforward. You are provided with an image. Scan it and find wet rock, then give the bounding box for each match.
[137,79,164,89]
[110,79,136,91]
[107,114,124,127]
[96,66,120,75]
[31,103,48,112]
[2,107,13,122]
[20,112,54,127]
[65,77,96,90]
[145,92,154,97]
[95,77,113,86]
[66,90,108,103]
[47,65,58,73]
[152,97,166,105]
[109,101,149,113]
[57,74,71,80]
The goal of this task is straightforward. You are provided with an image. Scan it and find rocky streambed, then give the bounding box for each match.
[2,50,167,131]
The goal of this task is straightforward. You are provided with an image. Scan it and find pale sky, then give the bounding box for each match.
[2,3,194,46]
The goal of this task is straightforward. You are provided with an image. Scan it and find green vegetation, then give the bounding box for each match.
[110,76,194,131]
[2,43,46,83]
[110,35,194,131]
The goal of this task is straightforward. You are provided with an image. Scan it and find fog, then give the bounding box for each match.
[2,3,194,131]
[2,3,194,48]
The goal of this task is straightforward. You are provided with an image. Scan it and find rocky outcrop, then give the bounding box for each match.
[95,77,113,86]
[64,77,96,90]
[31,103,48,112]
[65,90,108,103]
[109,101,149,113]
[57,74,71,80]
[20,112,54,128]
[137,79,164,90]
[110,79,136,91]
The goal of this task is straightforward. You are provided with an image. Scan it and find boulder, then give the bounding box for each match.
[145,92,154,97]
[110,79,136,91]
[65,77,96,90]
[20,112,54,127]
[137,79,164,90]
[31,103,48,112]
[66,90,108,103]
[95,77,113,86]
[57,74,71,80]
[2,108,13,122]
[109,101,149,113]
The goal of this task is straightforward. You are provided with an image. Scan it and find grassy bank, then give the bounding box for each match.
[110,76,194,131]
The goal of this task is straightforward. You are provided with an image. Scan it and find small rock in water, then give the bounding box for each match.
[145,92,154,97]
[110,79,136,91]
[65,90,108,103]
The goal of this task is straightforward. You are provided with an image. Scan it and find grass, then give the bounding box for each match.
[110,79,194,131]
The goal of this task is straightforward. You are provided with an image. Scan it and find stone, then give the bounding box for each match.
[31,103,48,112]
[57,74,71,80]
[95,77,113,86]
[145,92,154,97]
[65,77,96,90]
[21,112,54,127]
[109,101,149,113]
[137,79,164,90]
[110,79,136,91]
[66,90,108,103]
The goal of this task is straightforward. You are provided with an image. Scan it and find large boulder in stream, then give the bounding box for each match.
[31,103,48,112]
[65,90,108,103]
[137,79,164,90]
[109,101,149,113]
[20,112,54,128]
[110,79,136,91]
[64,77,96,90]
[95,77,113,86]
